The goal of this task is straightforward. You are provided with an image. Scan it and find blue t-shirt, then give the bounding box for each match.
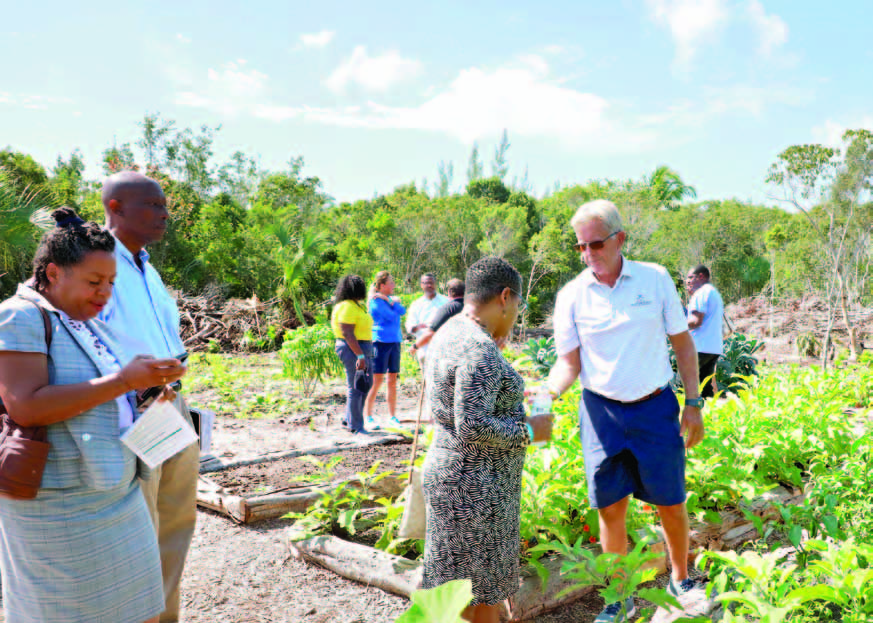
[368,297,407,343]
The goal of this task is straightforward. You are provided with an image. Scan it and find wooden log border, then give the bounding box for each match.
[196,433,409,523]
[289,484,805,622]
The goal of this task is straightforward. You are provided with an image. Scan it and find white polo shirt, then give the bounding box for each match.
[553,257,688,402]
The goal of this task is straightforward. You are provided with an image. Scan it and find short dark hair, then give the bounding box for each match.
[334,274,367,304]
[692,265,710,280]
[465,256,521,305]
[32,207,115,291]
[446,278,465,298]
[420,273,436,282]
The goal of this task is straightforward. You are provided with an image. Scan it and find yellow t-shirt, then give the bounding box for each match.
[331,300,373,341]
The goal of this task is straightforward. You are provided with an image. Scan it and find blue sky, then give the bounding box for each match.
[1,0,871,205]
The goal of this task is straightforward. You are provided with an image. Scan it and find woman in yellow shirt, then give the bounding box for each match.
[331,275,374,433]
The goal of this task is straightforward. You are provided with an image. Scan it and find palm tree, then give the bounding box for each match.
[0,167,55,296]
[268,217,328,326]
[647,165,697,210]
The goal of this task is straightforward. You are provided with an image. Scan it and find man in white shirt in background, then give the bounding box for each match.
[685,265,724,399]
[405,273,448,364]
[544,200,705,622]
[99,171,198,623]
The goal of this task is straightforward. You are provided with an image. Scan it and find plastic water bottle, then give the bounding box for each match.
[527,387,552,448]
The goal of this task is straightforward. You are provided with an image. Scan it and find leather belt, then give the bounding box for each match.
[589,385,668,405]
[622,386,665,404]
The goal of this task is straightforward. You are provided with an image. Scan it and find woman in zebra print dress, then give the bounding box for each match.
[422,257,554,623]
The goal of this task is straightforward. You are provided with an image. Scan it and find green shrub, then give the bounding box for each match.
[715,332,763,392]
[279,324,343,396]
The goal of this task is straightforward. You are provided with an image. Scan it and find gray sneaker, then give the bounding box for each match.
[594,597,635,622]
[667,577,701,598]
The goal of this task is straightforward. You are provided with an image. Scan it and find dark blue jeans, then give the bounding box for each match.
[335,339,374,432]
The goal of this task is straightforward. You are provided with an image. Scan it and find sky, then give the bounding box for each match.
[1,0,871,205]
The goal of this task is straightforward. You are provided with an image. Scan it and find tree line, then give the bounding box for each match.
[1,116,871,342]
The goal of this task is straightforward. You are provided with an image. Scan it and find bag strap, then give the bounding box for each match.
[406,378,426,485]
[35,304,53,350]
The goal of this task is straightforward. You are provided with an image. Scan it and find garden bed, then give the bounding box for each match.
[289,484,802,621]
[196,434,410,523]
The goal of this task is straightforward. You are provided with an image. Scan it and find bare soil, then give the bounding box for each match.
[208,440,412,495]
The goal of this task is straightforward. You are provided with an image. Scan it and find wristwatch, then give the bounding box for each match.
[685,397,705,408]
[356,353,365,360]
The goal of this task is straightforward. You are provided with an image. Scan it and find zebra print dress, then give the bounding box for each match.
[421,313,532,605]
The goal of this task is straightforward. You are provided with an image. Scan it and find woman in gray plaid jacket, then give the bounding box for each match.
[0,209,187,623]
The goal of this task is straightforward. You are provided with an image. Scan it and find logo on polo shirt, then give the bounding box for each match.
[630,294,652,307]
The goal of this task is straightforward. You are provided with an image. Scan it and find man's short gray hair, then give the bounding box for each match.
[569,199,623,234]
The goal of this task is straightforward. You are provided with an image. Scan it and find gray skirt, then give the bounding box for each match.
[0,478,163,623]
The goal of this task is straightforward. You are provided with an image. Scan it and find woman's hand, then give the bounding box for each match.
[159,385,178,403]
[120,355,186,390]
[528,413,554,443]
[355,357,367,371]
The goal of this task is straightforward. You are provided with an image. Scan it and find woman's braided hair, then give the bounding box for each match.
[32,207,115,291]
[465,256,522,304]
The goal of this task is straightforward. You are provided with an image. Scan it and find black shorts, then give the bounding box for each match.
[372,341,401,374]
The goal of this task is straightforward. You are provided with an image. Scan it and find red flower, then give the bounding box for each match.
[583,525,591,532]
[643,505,653,512]
[589,536,597,544]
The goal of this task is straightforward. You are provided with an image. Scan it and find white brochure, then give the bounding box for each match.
[121,399,199,469]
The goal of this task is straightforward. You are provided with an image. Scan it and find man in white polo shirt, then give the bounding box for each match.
[544,200,704,622]
[685,265,724,398]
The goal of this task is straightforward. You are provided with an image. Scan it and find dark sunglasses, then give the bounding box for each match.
[573,231,620,252]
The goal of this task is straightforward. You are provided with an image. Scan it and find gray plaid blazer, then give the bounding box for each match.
[0,285,152,489]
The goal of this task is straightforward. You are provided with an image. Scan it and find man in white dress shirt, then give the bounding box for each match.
[99,171,198,623]
[544,200,705,622]
[405,273,448,363]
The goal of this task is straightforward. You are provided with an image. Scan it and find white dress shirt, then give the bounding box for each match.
[405,293,449,356]
[553,257,688,402]
[98,235,186,360]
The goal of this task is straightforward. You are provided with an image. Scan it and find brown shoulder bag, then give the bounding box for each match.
[0,302,52,500]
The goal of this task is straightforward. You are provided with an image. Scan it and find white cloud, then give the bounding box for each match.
[704,84,812,117]
[746,0,788,56]
[0,93,73,109]
[300,30,335,48]
[325,46,422,93]
[176,33,192,44]
[308,58,660,151]
[175,60,277,118]
[812,117,873,146]
[647,0,729,70]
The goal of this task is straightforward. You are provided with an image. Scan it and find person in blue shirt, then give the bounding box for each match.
[98,171,198,623]
[364,271,407,428]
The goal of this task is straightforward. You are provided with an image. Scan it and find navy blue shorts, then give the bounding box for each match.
[579,387,686,509]
[372,341,401,374]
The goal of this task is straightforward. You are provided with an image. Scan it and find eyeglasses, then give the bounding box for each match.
[573,231,620,252]
[508,288,528,313]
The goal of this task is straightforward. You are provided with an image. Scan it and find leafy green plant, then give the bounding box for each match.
[517,336,557,378]
[715,333,763,393]
[700,549,830,623]
[286,458,395,540]
[529,536,683,620]
[395,579,473,623]
[279,324,343,397]
[240,324,283,352]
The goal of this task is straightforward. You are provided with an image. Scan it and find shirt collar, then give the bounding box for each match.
[14,283,60,312]
[580,256,634,286]
[111,233,150,268]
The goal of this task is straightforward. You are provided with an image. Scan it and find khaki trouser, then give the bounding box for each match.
[140,394,200,623]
